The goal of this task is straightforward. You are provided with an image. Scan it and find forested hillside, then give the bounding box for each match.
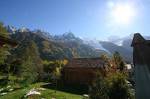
[10,28,107,61]
[100,41,132,62]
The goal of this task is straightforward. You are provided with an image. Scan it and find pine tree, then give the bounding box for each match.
[0,22,9,37]
[0,23,10,70]
[0,23,12,86]
[21,41,43,84]
[112,51,125,71]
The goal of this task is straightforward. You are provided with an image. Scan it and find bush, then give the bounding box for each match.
[89,72,133,99]
[107,72,131,99]
[89,72,109,99]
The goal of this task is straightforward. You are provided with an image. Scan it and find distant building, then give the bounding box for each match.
[125,64,132,70]
[131,33,150,99]
[125,64,133,74]
[62,58,107,85]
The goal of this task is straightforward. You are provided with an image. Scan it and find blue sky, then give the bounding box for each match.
[0,0,150,40]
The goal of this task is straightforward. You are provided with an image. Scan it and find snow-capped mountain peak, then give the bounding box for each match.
[6,25,17,34]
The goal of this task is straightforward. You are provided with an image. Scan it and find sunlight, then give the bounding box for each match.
[112,4,135,24]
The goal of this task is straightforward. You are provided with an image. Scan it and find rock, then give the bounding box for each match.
[9,88,13,91]
[83,94,89,98]
[25,88,41,97]
[7,85,11,88]
[0,92,7,96]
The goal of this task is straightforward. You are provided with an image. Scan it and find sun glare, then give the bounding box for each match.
[112,4,135,24]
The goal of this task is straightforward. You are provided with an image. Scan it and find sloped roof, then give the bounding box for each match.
[65,58,105,68]
[131,33,145,46]
[0,35,17,47]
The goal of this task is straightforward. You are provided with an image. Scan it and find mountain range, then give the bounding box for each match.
[6,25,138,62]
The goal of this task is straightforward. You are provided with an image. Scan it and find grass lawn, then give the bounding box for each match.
[0,82,83,99]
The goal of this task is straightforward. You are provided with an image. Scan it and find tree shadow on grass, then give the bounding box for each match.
[41,83,88,95]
